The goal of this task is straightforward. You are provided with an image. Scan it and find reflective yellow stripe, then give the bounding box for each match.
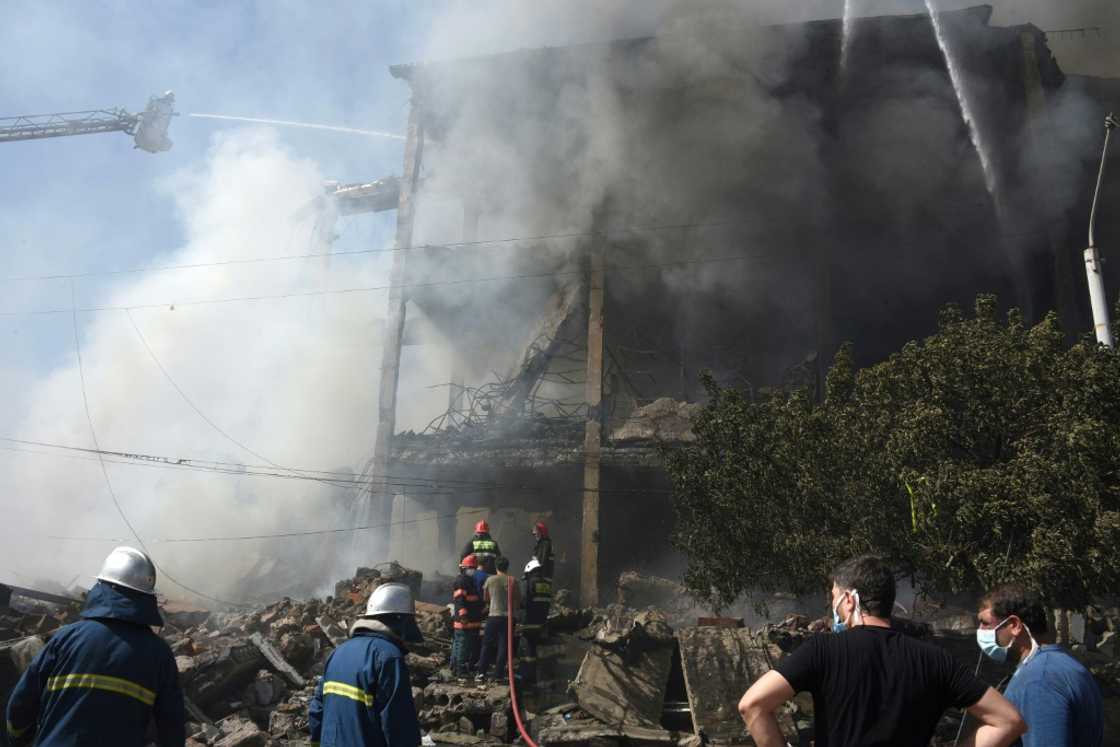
[323,680,374,706]
[45,673,156,706]
[7,720,32,738]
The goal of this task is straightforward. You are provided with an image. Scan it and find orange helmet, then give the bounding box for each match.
[533,521,548,537]
[475,520,490,534]
[460,554,478,569]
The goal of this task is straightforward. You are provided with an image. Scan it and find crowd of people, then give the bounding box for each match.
[3,544,1106,746]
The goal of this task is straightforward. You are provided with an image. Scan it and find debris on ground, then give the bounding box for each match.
[3,567,1119,746]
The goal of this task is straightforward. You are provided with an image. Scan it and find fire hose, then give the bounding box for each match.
[507,574,540,747]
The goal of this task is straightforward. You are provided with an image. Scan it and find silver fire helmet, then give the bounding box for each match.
[96,546,157,595]
[364,582,416,618]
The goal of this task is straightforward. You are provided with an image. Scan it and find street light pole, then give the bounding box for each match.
[1085,112,1118,347]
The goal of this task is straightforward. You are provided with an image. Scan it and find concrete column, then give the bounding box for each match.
[1020,31,1076,329]
[369,92,425,550]
[581,207,607,607]
[450,200,479,413]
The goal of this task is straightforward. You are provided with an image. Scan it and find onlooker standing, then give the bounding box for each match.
[475,557,520,682]
[451,555,484,677]
[738,555,1026,747]
[977,584,1103,747]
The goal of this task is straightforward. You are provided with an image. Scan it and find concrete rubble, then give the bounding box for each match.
[2,570,1119,746]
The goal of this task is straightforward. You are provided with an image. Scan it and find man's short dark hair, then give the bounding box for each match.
[496,556,510,572]
[979,584,1049,634]
[830,555,896,617]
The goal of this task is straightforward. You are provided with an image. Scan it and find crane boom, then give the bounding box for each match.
[0,92,175,153]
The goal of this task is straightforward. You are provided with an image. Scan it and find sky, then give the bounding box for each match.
[0,0,1115,601]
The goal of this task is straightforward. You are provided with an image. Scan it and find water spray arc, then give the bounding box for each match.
[188,113,405,140]
[923,0,998,200]
[840,0,855,79]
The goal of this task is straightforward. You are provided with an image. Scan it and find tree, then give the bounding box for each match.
[664,296,1120,612]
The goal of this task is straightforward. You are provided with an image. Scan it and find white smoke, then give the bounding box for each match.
[0,130,423,603]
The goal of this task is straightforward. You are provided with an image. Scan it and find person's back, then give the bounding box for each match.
[778,626,987,746]
[6,573,184,747]
[1004,645,1102,747]
[740,555,1023,747]
[309,582,422,747]
[312,625,417,747]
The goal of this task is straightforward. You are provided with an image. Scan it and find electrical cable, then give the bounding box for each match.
[0,219,734,284]
[42,506,492,545]
[0,249,781,317]
[70,284,247,608]
[125,308,280,467]
[0,436,673,495]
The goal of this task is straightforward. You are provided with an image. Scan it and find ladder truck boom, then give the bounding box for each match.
[0,91,176,153]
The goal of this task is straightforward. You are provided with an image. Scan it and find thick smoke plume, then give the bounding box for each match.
[2,0,1114,605]
[1,131,412,603]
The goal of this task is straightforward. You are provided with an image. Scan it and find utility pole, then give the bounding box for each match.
[1085,113,1118,348]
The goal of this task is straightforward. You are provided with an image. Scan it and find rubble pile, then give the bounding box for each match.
[5,568,1119,746]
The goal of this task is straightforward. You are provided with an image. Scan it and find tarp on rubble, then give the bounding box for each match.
[676,626,778,742]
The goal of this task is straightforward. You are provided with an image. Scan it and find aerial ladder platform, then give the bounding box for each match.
[0,91,176,153]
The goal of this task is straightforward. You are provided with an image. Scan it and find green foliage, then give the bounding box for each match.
[664,296,1120,611]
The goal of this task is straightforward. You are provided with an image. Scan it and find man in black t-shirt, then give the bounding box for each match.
[738,555,1026,747]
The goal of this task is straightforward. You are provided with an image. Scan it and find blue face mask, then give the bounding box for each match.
[976,616,1012,661]
[832,590,860,633]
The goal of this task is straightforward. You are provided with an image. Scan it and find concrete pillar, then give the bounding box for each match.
[450,200,479,413]
[369,92,425,551]
[581,206,607,607]
[1021,30,1077,329]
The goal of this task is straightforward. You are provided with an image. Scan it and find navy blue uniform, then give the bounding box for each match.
[5,581,185,747]
[308,626,420,747]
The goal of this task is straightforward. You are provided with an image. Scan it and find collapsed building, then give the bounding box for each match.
[362,4,1120,605]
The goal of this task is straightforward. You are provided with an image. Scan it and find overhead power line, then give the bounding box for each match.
[0,249,780,318]
[125,308,280,468]
[69,284,246,608]
[0,436,672,496]
[0,220,729,284]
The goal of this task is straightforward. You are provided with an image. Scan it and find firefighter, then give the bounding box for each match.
[309,582,422,747]
[531,521,554,579]
[460,519,501,574]
[451,555,484,678]
[5,546,186,747]
[520,558,553,666]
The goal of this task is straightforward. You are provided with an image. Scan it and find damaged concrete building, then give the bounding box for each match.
[366,4,1120,605]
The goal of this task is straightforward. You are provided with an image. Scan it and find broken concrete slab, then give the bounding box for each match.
[610,398,700,444]
[250,632,307,688]
[676,626,774,742]
[185,642,268,713]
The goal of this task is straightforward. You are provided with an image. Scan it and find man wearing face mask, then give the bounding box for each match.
[739,555,1026,747]
[976,584,1102,747]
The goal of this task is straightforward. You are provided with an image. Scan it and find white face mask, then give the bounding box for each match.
[975,616,1013,662]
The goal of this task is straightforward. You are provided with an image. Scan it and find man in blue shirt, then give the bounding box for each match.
[977,584,1103,747]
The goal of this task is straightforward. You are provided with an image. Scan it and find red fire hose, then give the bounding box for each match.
[507,574,540,747]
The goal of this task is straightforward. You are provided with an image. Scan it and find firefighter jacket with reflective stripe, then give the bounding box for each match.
[308,629,420,747]
[5,581,186,747]
[521,573,553,632]
[533,536,555,578]
[460,535,501,571]
[452,573,484,630]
